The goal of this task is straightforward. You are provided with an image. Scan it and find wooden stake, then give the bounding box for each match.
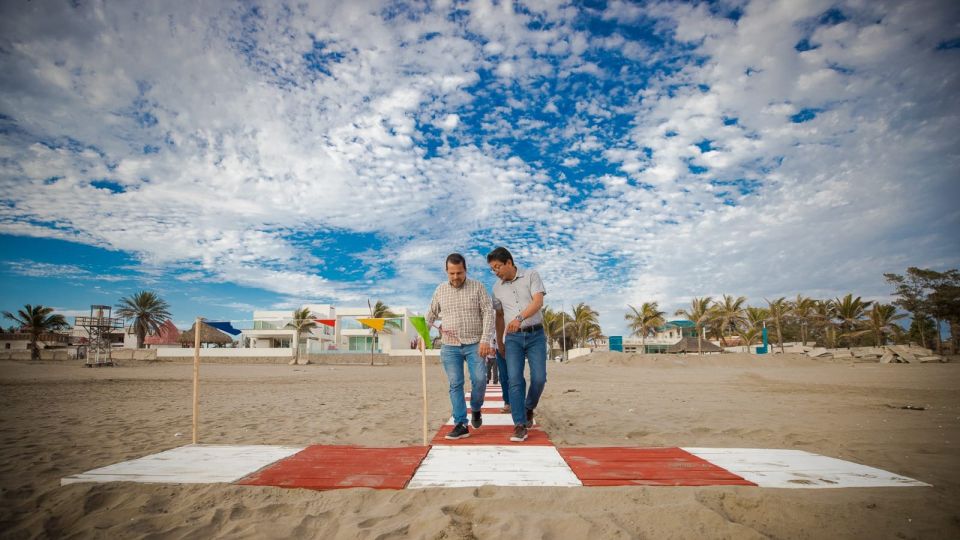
[192,317,200,444]
[420,339,428,446]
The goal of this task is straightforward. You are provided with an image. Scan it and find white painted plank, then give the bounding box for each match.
[408,445,581,488]
[682,448,930,488]
[732,470,930,488]
[446,414,515,426]
[458,400,505,408]
[682,447,812,456]
[61,444,304,486]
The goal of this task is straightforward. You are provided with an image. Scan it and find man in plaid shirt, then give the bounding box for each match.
[426,253,495,439]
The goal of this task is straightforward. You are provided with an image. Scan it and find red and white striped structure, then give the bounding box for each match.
[62,384,930,490]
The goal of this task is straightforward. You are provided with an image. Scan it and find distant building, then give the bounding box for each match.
[144,320,181,349]
[621,320,699,354]
[0,331,70,351]
[241,304,420,354]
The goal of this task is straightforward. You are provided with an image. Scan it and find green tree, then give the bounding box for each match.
[810,299,837,348]
[765,297,791,353]
[624,302,665,352]
[926,270,960,352]
[543,306,573,360]
[833,294,872,348]
[368,300,401,365]
[910,268,960,353]
[674,296,713,356]
[792,295,817,346]
[115,291,172,349]
[711,294,747,346]
[885,269,932,349]
[863,303,906,346]
[745,306,769,329]
[908,315,937,347]
[570,303,601,348]
[739,306,768,352]
[2,304,68,361]
[738,326,763,353]
[286,307,318,365]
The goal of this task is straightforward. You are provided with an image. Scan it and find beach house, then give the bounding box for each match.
[622,320,699,354]
[242,305,420,355]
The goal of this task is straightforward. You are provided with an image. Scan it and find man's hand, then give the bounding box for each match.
[478,342,492,357]
[505,318,521,334]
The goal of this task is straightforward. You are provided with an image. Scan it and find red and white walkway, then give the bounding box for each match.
[61,384,930,490]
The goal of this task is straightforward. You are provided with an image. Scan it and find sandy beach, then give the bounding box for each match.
[1,353,958,539]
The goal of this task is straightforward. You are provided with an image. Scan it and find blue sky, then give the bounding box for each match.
[1,0,958,335]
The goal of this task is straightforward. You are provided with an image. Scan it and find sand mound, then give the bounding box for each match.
[569,351,823,367]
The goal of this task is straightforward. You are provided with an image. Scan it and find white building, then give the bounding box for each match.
[242,304,420,354]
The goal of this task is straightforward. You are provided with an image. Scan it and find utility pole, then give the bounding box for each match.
[561,303,567,362]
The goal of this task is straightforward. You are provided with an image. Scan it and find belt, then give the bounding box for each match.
[518,324,543,333]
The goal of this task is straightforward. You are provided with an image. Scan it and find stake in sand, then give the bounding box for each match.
[193,316,201,444]
[409,316,433,446]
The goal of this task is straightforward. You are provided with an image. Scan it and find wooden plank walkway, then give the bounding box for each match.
[60,444,304,485]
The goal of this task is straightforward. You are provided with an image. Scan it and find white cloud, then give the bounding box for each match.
[0,0,957,336]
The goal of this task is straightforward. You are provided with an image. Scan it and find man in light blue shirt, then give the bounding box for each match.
[487,246,546,443]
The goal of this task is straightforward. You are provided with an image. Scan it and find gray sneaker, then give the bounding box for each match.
[445,423,470,440]
[510,424,528,442]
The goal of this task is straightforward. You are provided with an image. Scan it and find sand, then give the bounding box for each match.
[1,353,958,539]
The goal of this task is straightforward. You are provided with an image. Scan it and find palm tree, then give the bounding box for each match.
[368,300,401,365]
[864,303,906,346]
[624,302,665,353]
[711,294,747,346]
[811,299,838,348]
[792,295,817,346]
[2,304,68,361]
[286,307,318,365]
[833,294,872,347]
[570,303,601,348]
[765,297,791,353]
[542,306,571,360]
[741,307,768,353]
[738,326,763,353]
[745,306,769,329]
[115,291,172,349]
[674,296,713,356]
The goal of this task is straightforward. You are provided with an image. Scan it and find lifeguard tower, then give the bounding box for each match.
[75,305,123,367]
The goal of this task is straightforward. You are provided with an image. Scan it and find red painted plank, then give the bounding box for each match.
[237,445,431,490]
[557,447,755,487]
[431,425,553,446]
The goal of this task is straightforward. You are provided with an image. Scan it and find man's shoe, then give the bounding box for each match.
[471,410,482,429]
[525,408,535,428]
[500,404,511,414]
[445,423,470,440]
[510,424,528,442]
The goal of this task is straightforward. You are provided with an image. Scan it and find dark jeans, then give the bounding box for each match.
[504,327,547,426]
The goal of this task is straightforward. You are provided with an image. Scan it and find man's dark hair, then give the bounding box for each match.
[486,246,514,266]
[445,252,467,270]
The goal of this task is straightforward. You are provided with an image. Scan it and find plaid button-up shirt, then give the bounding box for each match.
[425,278,495,346]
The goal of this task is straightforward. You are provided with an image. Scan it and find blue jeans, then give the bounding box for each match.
[504,327,547,426]
[440,343,487,426]
[496,351,509,404]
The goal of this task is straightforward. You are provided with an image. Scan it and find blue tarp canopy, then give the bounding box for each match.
[206,321,241,336]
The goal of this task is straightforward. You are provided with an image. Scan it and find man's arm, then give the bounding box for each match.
[477,285,494,357]
[505,291,544,333]
[425,287,441,327]
[495,308,505,353]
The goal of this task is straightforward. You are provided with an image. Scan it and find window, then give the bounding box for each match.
[349,336,375,352]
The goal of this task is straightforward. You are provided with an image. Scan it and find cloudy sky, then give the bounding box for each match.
[1,0,958,335]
